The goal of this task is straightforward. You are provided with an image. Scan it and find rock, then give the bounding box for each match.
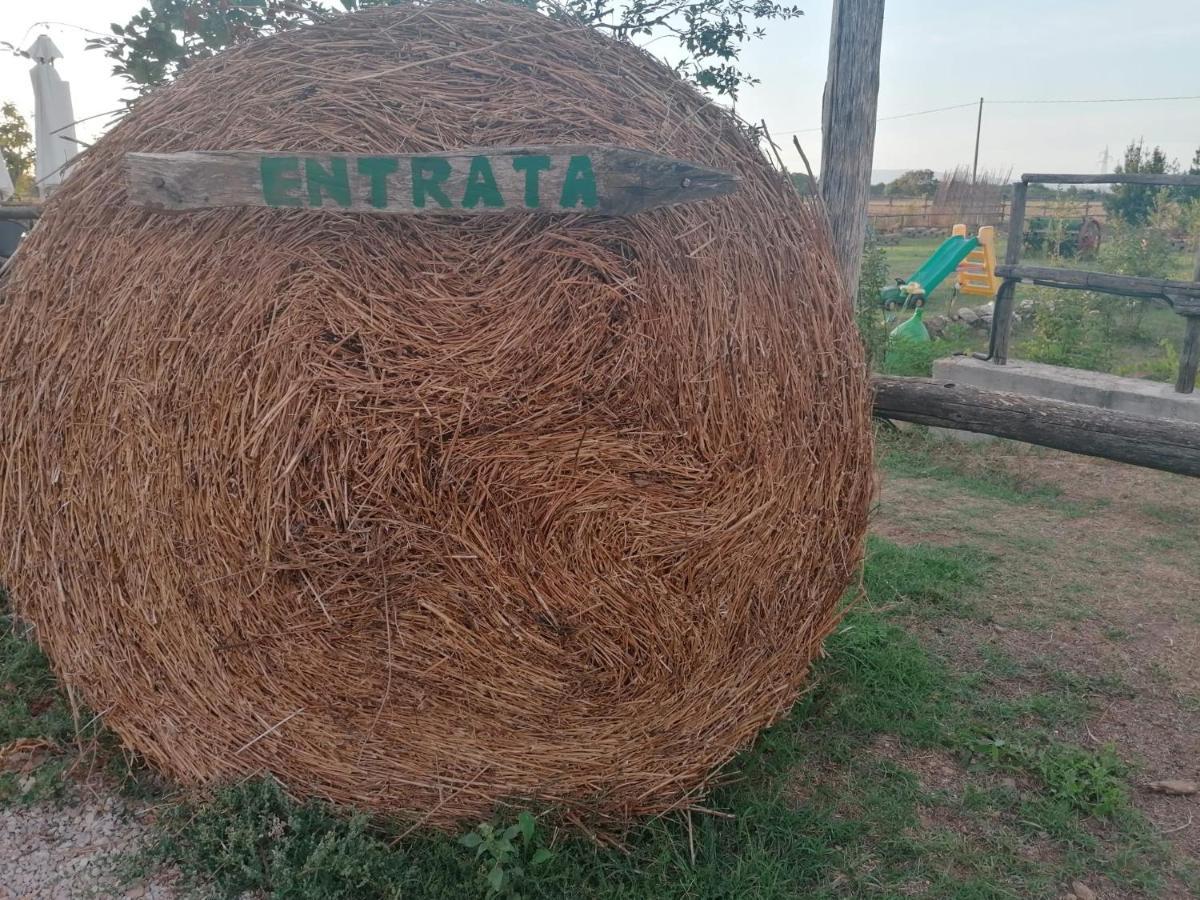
[1071,881,1097,900]
[926,315,947,337]
[974,303,994,317]
[1146,779,1198,796]
[956,307,978,325]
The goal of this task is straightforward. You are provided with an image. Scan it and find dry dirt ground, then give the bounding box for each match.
[875,438,1199,897]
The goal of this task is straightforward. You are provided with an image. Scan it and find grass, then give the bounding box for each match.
[875,424,1102,514]
[0,590,84,804]
[4,527,1190,899]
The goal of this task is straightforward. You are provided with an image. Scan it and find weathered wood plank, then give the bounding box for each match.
[872,376,1200,478]
[125,146,738,216]
[1022,173,1200,187]
[995,264,1200,314]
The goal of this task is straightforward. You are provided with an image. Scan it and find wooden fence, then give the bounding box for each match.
[868,196,1107,232]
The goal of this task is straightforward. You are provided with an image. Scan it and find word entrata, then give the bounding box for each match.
[125,146,738,217]
[260,153,596,210]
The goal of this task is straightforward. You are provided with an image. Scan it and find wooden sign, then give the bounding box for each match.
[125,146,738,216]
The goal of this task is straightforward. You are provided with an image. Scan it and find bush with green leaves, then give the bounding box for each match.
[1020,293,1115,371]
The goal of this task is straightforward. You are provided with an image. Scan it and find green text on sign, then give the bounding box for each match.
[125,146,738,217]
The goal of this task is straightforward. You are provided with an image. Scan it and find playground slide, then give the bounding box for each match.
[880,233,979,307]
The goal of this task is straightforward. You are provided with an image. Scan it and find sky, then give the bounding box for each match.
[2,0,1199,181]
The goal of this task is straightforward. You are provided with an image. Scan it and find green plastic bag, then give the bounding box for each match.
[889,306,930,343]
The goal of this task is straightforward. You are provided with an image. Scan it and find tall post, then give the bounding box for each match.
[971,97,983,184]
[990,180,1027,365]
[1176,239,1200,394]
[820,0,886,303]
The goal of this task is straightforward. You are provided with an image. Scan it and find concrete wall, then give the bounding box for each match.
[932,356,1200,425]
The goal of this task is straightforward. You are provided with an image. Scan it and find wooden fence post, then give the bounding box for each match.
[990,181,1027,364]
[1177,240,1200,393]
[819,0,886,302]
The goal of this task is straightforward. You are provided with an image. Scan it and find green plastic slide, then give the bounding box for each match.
[880,234,979,307]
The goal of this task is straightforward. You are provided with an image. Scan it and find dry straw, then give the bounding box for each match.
[0,0,873,826]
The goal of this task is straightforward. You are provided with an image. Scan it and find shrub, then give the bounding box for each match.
[1021,293,1114,371]
[855,229,890,368]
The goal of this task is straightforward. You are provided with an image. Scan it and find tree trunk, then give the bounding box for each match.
[820,0,886,302]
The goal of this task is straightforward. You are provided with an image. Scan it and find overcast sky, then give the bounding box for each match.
[3,0,1198,179]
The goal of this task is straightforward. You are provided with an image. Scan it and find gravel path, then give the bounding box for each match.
[0,792,182,900]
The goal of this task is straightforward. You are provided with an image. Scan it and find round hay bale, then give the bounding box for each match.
[0,0,872,825]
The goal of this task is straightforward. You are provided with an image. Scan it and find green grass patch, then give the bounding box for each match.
[859,535,988,619]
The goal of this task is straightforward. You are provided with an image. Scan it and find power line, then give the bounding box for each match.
[775,93,1200,137]
[775,102,976,135]
[991,94,1200,104]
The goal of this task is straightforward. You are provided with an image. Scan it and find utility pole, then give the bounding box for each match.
[971,97,983,184]
[819,0,886,303]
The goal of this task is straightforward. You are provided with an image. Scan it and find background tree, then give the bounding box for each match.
[1103,139,1174,226]
[89,0,803,99]
[1178,145,1200,204]
[0,102,34,181]
[883,169,938,199]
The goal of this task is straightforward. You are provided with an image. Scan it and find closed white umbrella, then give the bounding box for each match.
[28,34,78,197]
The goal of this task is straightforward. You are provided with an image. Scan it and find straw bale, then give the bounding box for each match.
[0,0,873,825]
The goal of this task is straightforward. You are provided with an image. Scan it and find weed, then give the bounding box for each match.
[153,778,423,899]
[459,813,554,898]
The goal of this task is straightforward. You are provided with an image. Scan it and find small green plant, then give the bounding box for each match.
[459,812,554,899]
[967,735,1128,819]
[855,228,890,367]
[1021,293,1115,371]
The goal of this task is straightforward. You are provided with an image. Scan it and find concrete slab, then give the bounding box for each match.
[931,356,1200,425]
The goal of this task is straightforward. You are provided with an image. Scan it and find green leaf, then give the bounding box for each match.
[458,831,482,848]
[531,847,554,866]
[488,863,505,892]
[518,810,535,844]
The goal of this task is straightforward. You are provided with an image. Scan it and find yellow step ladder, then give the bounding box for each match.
[953,223,1001,299]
